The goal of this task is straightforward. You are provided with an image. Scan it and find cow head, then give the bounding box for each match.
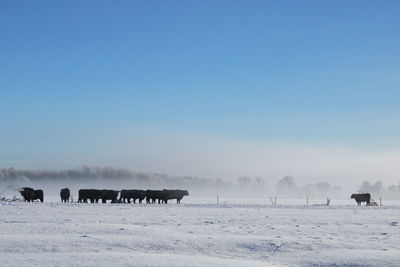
[184,190,189,196]
[19,187,28,194]
[350,194,355,199]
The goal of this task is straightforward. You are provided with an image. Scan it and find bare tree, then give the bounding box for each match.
[253,176,265,190]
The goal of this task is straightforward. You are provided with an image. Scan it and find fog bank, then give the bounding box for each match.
[1,167,399,200]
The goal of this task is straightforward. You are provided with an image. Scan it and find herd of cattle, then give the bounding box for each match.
[18,188,374,206]
[19,187,189,204]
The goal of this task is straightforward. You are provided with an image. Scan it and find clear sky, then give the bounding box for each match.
[1,1,400,185]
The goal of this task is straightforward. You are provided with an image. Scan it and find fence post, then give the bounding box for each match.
[217,194,219,205]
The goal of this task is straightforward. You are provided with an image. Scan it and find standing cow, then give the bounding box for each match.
[78,189,102,203]
[351,193,371,206]
[120,190,146,203]
[146,190,169,204]
[163,189,189,204]
[100,189,120,203]
[60,188,71,202]
[19,187,35,202]
[19,188,43,202]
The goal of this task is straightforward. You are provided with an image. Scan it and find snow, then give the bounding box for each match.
[1,197,400,266]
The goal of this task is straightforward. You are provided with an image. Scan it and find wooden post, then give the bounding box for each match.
[326,197,331,206]
[269,196,277,206]
[217,194,219,205]
[306,196,309,206]
[380,197,382,206]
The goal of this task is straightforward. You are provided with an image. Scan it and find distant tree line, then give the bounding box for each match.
[236,176,266,191]
[275,175,342,199]
[358,180,400,200]
[0,167,234,193]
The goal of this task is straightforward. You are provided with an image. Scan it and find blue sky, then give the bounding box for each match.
[1,1,400,182]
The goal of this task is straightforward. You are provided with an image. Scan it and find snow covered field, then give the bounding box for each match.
[1,197,400,266]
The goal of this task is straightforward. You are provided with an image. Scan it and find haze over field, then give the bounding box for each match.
[2,1,400,192]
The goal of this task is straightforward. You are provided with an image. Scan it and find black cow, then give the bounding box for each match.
[163,189,189,204]
[351,193,371,206]
[145,190,155,204]
[19,187,35,202]
[146,190,169,204]
[19,188,43,202]
[100,189,120,203]
[120,190,146,204]
[78,189,102,203]
[60,188,70,202]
